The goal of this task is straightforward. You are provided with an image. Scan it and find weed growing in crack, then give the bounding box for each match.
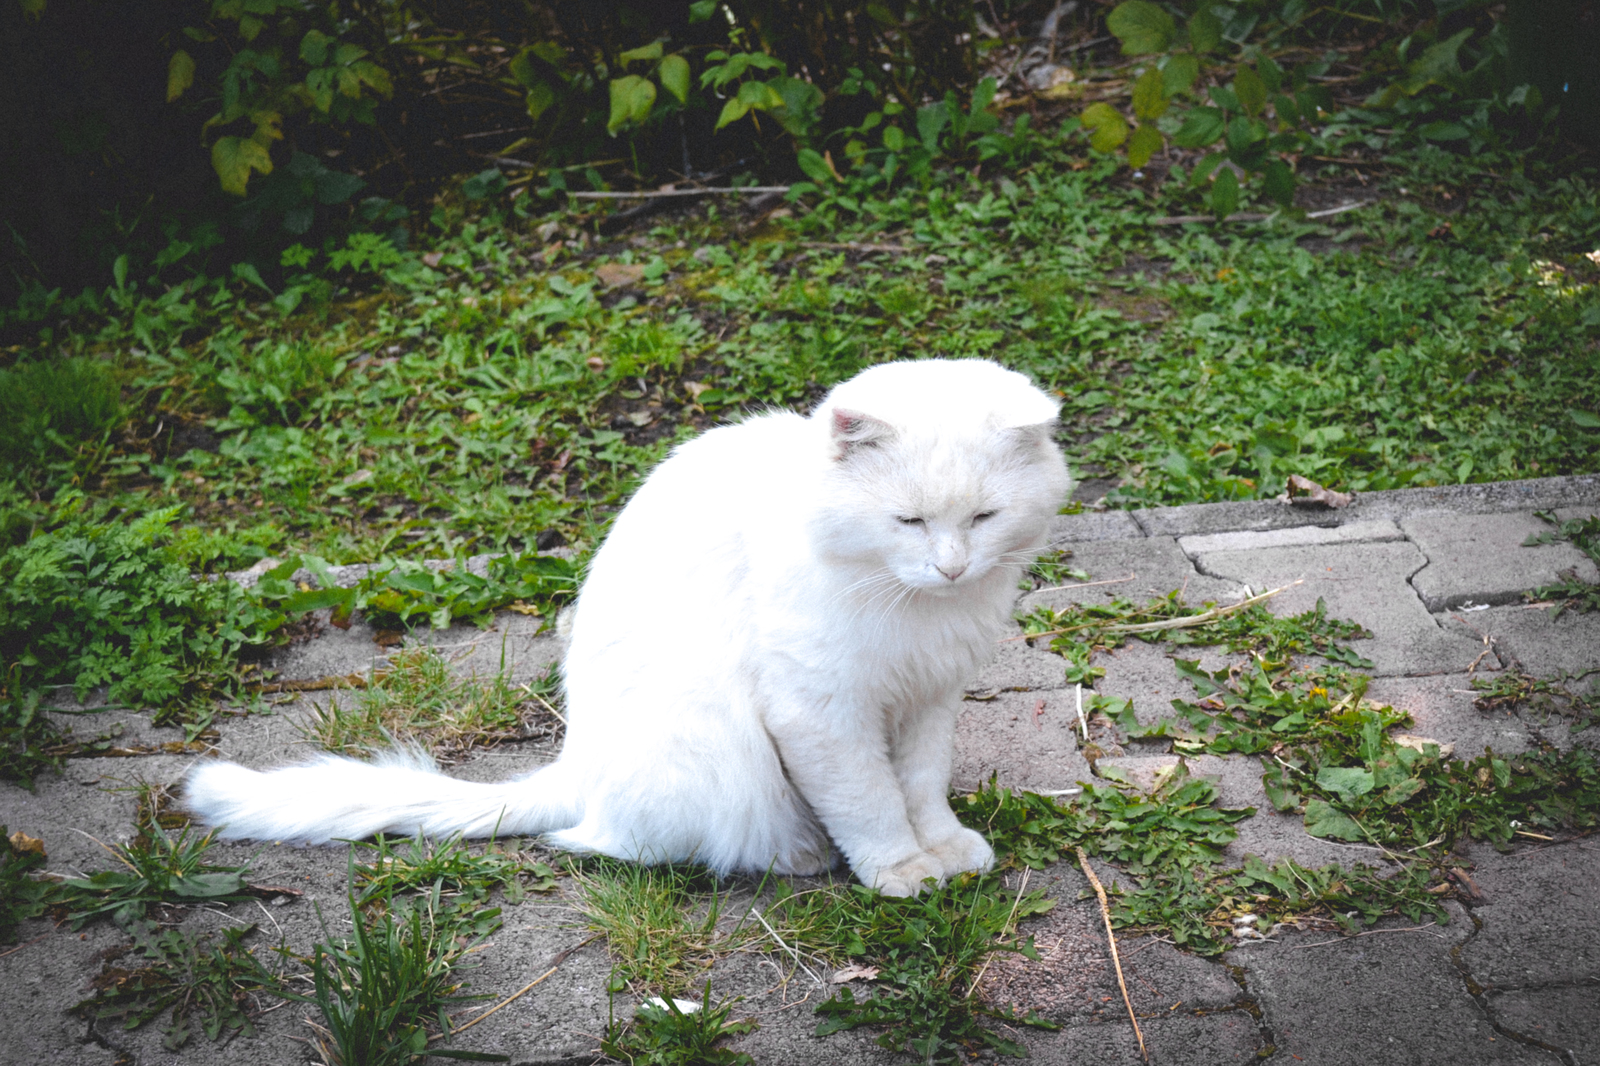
[1017,593,1373,685]
[780,875,1057,1062]
[1006,588,1600,957]
[72,919,282,1051]
[600,983,757,1066]
[0,825,51,943]
[1524,510,1600,617]
[297,879,504,1066]
[353,832,559,908]
[307,646,560,760]
[1471,668,1597,732]
[57,825,258,930]
[573,860,744,996]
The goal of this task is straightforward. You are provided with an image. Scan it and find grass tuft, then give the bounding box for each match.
[307,646,561,760]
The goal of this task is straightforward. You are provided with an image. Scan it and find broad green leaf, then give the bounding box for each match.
[882,124,906,152]
[1258,54,1284,92]
[299,29,332,65]
[1163,53,1200,96]
[525,80,556,122]
[715,96,749,130]
[796,147,835,183]
[1570,410,1600,429]
[1409,27,1473,83]
[1419,121,1470,141]
[658,54,690,104]
[1107,1,1175,55]
[1261,159,1295,206]
[211,136,273,196]
[1187,7,1222,53]
[689,0,717,22]
[1132,66,1168,120]
[1079,102,1129,153]
[1315,766,1375,801]
[607,74,656,134]
[166,50,195,103]
[1233,65,1267,117]
[618,40,664,64]
[1273,92,1301,127]
[1208,165,1238,218]
[1303,799,1364,840]
[1127,123,1163,168]
[1172,106,1225,147]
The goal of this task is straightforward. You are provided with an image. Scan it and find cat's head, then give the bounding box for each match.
[810,360,1071,594]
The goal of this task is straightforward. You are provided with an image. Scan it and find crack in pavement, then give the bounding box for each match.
[1220,961,1279,1059]
[1448,904,1580,1064]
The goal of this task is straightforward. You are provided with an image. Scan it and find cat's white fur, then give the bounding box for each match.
[184,359,1071,896]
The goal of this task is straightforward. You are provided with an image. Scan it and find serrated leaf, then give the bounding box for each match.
[1189,8,1222,52]
[1233,65,1268,117]
[1107,1,1176,55]
[1080,102,1129,153]
[1173,106,1225,148]
[1208,165,1238,218]
[1303,799,1364,840]
[211,136,273,196]
[657,54,690,104]
[1262,158,1295,206]
[1127,123,1163,168]
[1132,66,1168,121]
[166,50,195,103]
[1163,53,1199,96]
[607,74,656,134]
[1316,766,1375,801]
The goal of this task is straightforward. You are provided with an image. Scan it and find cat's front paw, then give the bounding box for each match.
[867,852,944,897]
[925,828,995,879]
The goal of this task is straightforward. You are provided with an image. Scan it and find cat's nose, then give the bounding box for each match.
[936,564,967,581]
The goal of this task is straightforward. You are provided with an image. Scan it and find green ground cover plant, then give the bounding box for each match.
[72,919,281,1051]
[1524,510,1600,616]
[308,646,561,761]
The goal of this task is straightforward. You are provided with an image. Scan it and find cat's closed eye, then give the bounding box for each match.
[972,510,997,523]
[897,516,925,526]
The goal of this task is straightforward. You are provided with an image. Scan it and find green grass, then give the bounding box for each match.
[573,860,745,996]
[308,646,561,760]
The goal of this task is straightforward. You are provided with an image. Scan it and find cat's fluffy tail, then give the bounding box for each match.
[182,750,581,844]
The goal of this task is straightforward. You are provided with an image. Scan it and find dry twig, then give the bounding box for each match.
[1076,847,1147,1064]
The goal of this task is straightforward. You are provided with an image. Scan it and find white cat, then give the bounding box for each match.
[185,359,1071,896]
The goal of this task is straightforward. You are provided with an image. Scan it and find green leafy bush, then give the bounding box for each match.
[0,503,275,715]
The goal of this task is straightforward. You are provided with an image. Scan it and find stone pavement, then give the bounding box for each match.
[2,474,1598,1066]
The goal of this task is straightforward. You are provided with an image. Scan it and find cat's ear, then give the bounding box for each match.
[1004,420,1060,458]
[830,407,894,460]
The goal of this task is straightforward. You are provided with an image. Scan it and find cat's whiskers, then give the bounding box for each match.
[844,572,911,627]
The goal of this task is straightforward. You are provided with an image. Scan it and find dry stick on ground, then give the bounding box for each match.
[1147,201,1373,226]
[1076,847,1148,1064]
[1031,572,1137,595]
[430,934,602,1042]
[1002,580,1302,644]
[567,186,791,199]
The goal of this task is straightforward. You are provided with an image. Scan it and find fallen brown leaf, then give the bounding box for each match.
[1281,474,1353,509]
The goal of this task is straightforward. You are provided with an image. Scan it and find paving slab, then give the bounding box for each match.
[1194,540,1483,677]
[953,690,1091,794]
[1230,906,1553,1066]
[1136,473,1600,538]
[1177,517,1406,557]
[1404,511,1600,611]
[8,476,1600,1066]
[1018,535,1245,613]
[1458,604,1600,680]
